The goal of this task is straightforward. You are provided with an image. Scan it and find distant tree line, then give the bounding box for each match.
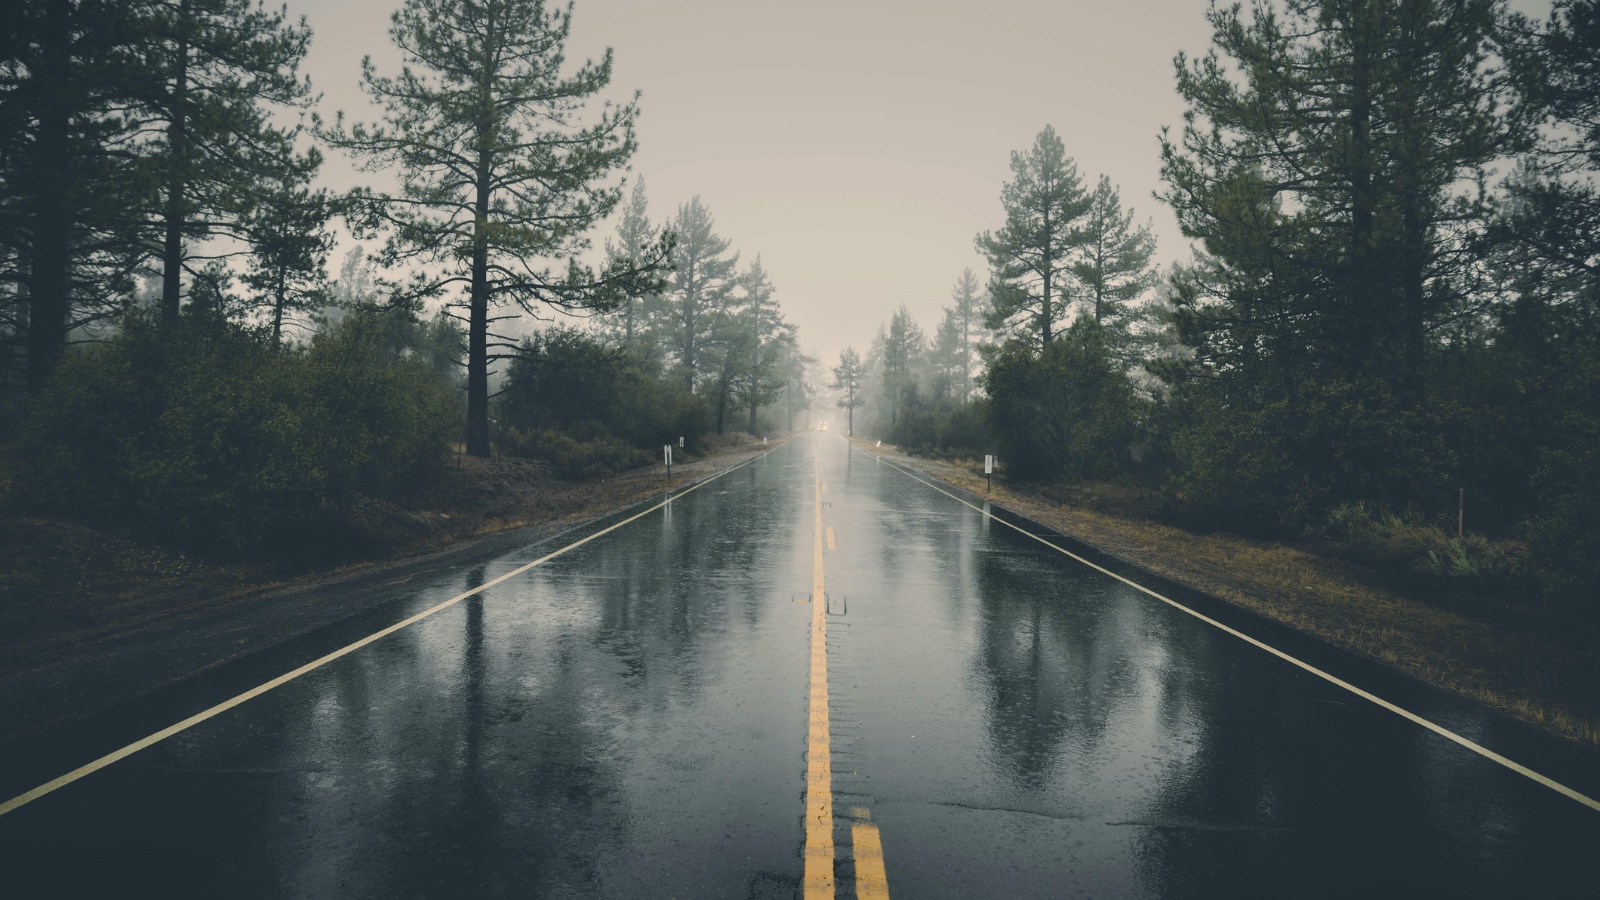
[1,0,811,561]
[842,0,1600,617]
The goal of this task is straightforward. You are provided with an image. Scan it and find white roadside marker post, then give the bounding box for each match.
[985,454,994,495]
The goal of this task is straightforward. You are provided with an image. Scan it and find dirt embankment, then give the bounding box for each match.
[0,434,784,746]
[851,436,1600,750]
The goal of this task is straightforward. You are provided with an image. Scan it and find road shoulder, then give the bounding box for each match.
[846,435,1600,751]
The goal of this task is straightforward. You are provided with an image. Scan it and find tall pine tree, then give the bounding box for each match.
[325,0,667,456]
[1157,0,1520,527]
[142,0,314,324]
[977,125,1092,351]
[660,196,738,392]
[1073,175,1158,367]
[2,0,154,387]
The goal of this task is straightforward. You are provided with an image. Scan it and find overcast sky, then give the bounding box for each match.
[290,0,1551,375]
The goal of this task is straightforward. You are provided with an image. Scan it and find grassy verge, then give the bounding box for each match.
[854,437,1600,749]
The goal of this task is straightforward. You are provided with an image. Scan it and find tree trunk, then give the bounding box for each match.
[160,1,192,324]
[1040,206,1053,350]
[272,267,286,346]
[465,160,493,457]
[747,342,760,435]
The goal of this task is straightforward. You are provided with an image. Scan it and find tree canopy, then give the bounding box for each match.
[324,0,666,456]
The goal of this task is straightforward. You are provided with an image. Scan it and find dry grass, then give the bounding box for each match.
[860,438,1600,749]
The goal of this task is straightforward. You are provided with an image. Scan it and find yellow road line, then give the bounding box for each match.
[826,526,836,551]
[852,821,891,899]
[0,451,774,819]
[872,453,1600,815]
[804,446,835,898]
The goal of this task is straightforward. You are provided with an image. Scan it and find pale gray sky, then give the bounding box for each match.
[292,0,1551,373]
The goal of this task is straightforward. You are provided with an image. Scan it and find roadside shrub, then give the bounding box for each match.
[497,327,709,455]
[1526,411,1600,619]
[500,428,652,481]
[1321,503,1443,569]
[887,399,990,459]
[17,310,456,560]
[985,320,1141,482]
[1321,502,1528,597]
[1415,534,1516,583]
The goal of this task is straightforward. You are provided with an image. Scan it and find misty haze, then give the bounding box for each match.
[2,0,1597,897]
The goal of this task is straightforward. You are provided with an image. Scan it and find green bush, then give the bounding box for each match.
[1526,408,1600,617]
[17,310,457,560]
[500,428,652,481]
[887,399,990,459]
[497,327,709,455]
[985,320,1141,482]
[1320,502,1528,597]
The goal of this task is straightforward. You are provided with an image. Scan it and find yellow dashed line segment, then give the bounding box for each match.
[852,822,891,899]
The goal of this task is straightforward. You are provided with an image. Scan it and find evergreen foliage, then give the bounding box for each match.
[830,346,864,436]
[240,148,336,345]
[984,321,1140,482]
[659,196,739,393]
[496,326,708,478]
[142,0,316,324]
[977,125,1092,351]
[1074,176,1159,367]
[4,2,161,385]
[1155,0,1520,529]
[16,308,457,560]
[323,0,668,457]
[943,268,986,401]
[878,304,925,427]
[599,179,666,355]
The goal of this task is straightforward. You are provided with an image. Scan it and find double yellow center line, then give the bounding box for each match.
[806,443,890,899]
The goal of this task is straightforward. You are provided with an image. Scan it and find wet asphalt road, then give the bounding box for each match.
[2,432,1598,898]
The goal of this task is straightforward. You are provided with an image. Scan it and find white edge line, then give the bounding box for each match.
[0,448,775,818]
[868,448,1600,814]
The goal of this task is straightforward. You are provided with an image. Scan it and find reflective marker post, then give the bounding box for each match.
[985,454,994,495]
[664,444,672,485]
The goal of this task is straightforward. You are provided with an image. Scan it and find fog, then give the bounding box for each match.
[292,0,1553,372]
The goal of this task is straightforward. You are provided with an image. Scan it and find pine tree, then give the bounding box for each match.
[830,345,864,436]
[773,334,815,432]
[879,304,925,426]
[2,0,154,387]
[946,267,986,400]
[1156,0,1521,526]
[1159,0,1515,394]
[241,148,335,345]
[930,308,965,403]
[143,0,315,324]
[735,256,788,435]
[977,125,1092,351]
[325,0,667,457]
[1073,176,1158,367]
[601,178,665,352]
[661,196,738,391]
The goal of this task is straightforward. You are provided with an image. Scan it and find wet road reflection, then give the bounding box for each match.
[2,453,812,898]
[1,434,1596,898]
[820,436,1598,898]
